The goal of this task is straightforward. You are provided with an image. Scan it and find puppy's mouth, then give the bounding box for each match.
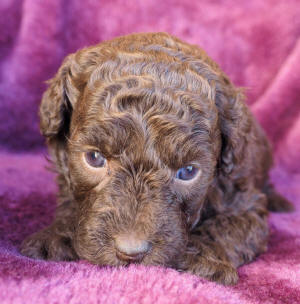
[115,250,149,264]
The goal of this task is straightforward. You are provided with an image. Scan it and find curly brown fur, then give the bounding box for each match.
[20,32,293,285]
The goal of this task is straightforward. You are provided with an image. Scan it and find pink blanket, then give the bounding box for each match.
[1,1,299,303]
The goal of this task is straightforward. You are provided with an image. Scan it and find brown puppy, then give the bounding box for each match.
[20,32,292,285]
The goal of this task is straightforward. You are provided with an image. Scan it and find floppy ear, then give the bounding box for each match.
[39,54,83,193]
[39,54,80,141]
[186,78,251,229]
[215,77,252,186]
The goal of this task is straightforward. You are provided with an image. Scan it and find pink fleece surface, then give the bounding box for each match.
[0,1,299,303]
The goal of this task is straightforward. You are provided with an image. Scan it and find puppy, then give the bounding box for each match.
[20,32,292,285]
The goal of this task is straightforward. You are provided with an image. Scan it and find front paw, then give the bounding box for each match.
[20,228,78,261]
[187,257,238,285]
[183,244,239,285]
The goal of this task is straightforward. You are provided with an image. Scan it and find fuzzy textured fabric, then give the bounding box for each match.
[0,1,300,303]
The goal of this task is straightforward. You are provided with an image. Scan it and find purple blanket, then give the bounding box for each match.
[1,1,300,303]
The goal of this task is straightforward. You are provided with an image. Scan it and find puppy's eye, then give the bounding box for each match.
[84,151,106,168]
[175,165,199,181]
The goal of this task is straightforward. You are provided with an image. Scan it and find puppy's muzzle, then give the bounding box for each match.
[115,234,152,263]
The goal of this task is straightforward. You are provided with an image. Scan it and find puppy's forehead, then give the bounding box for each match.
[73,83,217,168]
[71,38,223,154]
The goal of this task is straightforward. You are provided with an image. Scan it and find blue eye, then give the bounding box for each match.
[84,151,106,168]
[176,165,199,181]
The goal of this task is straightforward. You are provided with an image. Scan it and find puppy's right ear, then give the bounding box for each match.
[39,54,80,140]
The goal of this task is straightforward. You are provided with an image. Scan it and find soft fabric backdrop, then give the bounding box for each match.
[0,0,299,303]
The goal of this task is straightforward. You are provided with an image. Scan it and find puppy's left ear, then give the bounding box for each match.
[39,54,80,141]
[215,76,254,186]
[187,78,252,229]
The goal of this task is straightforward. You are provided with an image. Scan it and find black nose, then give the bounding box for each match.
[115,234,151,263]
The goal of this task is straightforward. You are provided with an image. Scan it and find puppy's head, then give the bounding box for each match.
[39,33,246,268]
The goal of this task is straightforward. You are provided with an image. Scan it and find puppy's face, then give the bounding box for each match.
[40,33,243,269]
[67,82,219,268]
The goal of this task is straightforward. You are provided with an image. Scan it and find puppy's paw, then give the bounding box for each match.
[184,251,238,285]
[20,228,78,261]
[190,260,238,285]
[209,262,238,285]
